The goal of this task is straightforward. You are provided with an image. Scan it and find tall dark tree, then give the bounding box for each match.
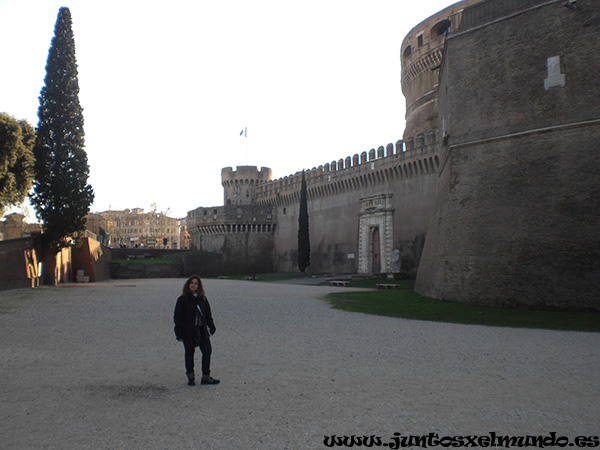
[0,113,36,216]
[30,7,94,250]
[298,170,311,273]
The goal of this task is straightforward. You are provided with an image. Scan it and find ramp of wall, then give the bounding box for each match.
[71,237,112,282]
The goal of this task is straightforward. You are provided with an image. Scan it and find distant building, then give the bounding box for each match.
[86,208,182,249]
[0,213,42,241]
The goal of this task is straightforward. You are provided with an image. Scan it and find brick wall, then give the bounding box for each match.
[416,0,600,310]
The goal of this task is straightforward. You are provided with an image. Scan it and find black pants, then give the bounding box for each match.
[183,336,212,376]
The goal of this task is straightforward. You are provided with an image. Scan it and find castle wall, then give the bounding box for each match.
[271,187,362,274]
[257,141,440,274]
[438,0,598,141]
[416,0,600,310]
[181,0,598,311]
[187,200,276,274]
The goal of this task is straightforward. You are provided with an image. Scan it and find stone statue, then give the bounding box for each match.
[390,249,401,273]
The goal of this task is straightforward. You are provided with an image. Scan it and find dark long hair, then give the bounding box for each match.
[182,275,205,296]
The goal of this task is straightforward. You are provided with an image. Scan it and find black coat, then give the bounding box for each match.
[173,293,216,342]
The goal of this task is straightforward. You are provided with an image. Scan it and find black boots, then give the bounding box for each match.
[186,372,220,385]
[186,372,195,386]
[201,375,220,385]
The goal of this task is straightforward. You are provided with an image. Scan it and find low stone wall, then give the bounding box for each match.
[0,237,41,290]
[108,249,230,279]
[0,236,111,288]
[109,261,183,279]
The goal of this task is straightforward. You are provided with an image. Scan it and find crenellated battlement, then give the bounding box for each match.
[186,203,276,233]
[255,132,440,207]
[221,166,272,184]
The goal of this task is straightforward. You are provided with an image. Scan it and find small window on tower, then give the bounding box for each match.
[431,20,451,38]
[403,46,412,60]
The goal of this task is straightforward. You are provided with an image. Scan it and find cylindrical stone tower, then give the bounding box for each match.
[221,166,272,206]
[401,0,481,141]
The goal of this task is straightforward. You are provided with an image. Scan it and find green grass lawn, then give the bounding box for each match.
[326,279,600,332]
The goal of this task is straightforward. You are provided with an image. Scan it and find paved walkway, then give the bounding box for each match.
[1,278,598,449]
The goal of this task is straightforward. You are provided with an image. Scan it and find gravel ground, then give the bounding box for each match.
[0,278,598,449]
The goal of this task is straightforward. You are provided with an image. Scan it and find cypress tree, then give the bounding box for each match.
[298,170,311,272]
[30,7,94,251]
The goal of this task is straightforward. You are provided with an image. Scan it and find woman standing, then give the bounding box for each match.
[173,275,220,386]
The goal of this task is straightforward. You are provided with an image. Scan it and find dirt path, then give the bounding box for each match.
[1,278,598,449]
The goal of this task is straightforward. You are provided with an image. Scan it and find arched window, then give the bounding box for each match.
[403,45,412,60]
[431,20,451,38]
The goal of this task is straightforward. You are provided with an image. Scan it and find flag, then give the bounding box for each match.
[240,127,247,137]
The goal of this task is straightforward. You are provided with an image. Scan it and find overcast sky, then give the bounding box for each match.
[1,0,457,219]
